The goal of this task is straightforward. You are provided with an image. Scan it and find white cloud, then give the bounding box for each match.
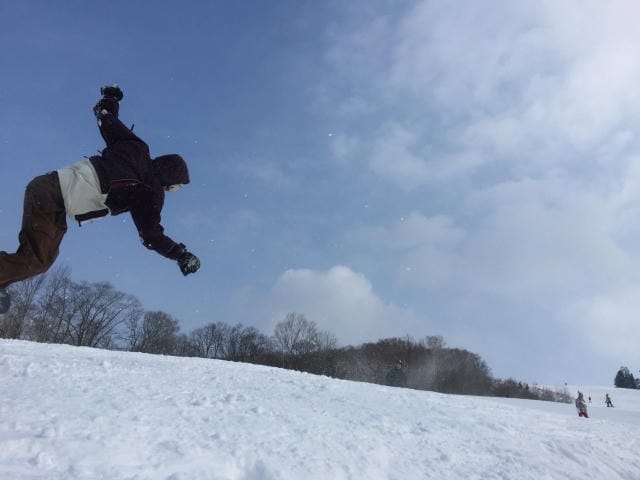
[361,211,465,250]
[366,123,486,189]
[227,159,296,189]
[388,2,540,108]
[348,212,466,288]
[267,265,424,345]
[324,0,640,188]
[389,0,640,140]
[329,133,361,166]
[564,287,640,363]
[462,180,631,297]
[321,0,640,297]
[349,178,635,299]
[368,124,431,189]
[227,209,263,232]
[336,95,377,117]
[315,1,640,380]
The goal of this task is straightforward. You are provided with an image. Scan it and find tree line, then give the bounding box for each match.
[0,266,570,402]
[614,366,639,389]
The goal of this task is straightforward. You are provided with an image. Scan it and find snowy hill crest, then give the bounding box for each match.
[1,340,639,479]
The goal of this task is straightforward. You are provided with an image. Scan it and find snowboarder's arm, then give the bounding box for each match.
[129,187,183,260]
[93,86,144,148]
[130,188,200,275]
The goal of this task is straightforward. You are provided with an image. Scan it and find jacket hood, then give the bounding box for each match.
[152,154,190,186]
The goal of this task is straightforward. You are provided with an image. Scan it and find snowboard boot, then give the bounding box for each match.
[0,288,10,314]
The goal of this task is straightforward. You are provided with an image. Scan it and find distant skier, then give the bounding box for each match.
[575,391,589,418]
[0,85,200,314]
[386,360,407,388]
[605,393,614,408]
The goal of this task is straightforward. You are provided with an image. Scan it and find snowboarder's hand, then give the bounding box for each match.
[93,97,119,119]
[177,250,201,276]
[100,84,124,101]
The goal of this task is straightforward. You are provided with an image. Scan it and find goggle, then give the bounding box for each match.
[164,184,184,192]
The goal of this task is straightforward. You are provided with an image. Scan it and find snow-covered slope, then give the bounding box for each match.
[1,340,639,480]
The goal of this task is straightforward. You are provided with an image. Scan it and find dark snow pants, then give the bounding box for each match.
[0,172,67,289]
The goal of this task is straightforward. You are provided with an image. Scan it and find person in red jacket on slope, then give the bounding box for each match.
[575,391,589,418]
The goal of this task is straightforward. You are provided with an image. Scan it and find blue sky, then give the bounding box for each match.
[2,1,640,385]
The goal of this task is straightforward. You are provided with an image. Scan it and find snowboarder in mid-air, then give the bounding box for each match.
[0,85,200,314]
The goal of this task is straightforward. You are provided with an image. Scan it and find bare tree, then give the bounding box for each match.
[129,311,180,355]
[316,330,338,351]
[124,312,142,352]
[0,274,47,339]
[173,333,198,357]
[272,312,340,369]
[422,335,446,349]
[273,313,318,359]
[236,326,271,362]
[223,323,245,360]
[67,281,140,348]
[30,265,73,343]
[190,322,228,358]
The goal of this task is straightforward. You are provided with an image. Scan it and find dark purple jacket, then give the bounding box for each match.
[89,99,190,260]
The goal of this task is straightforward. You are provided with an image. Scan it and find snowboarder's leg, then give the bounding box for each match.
[0,173,67,292]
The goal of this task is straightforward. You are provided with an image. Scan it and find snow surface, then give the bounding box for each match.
[1,339,639,480]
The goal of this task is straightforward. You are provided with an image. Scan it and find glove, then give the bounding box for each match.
[100,84,124,101]
[93,97,119,119]
[177,248,201,276]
